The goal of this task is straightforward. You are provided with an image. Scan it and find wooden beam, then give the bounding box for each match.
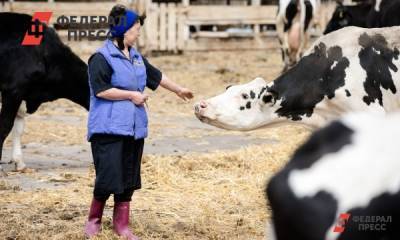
[177,6,186,51]
[9,2,115,14]
[251,0,261,35]
[0,2,10,12]
[192,31,256,38]
[192,31,231,38]
[159,3,167,51]
[182,0,189,7]
[145,2,159,51]
[187,19,276,25]
[8,2,116,26]
[136,0,146,14]
[167,3,177,52]
[186,6,277,23]
[184,37,280,51]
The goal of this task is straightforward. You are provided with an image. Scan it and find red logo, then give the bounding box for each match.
[333,213,351,233]
[21,12,52,45]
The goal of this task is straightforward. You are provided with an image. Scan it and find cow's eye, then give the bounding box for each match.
[262,95,273,103]
[242,93,249,99]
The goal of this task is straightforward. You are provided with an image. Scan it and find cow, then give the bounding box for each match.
[0,12,90,176]
[324,0,400,34]
[266,111,400,240]
[194,26,400,130]
[276,0,320,71]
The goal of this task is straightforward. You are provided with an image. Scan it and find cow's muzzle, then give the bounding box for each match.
[194,101,207,114]
[194,100,210,122]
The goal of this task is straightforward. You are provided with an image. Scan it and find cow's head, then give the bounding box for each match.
[323,3,352,34]
[194,77,280,131]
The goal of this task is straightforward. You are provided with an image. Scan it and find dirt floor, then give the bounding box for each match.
[0,46,311,239]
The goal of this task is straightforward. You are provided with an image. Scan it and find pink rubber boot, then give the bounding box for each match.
[84,198,106,238]
[113,202,139,240]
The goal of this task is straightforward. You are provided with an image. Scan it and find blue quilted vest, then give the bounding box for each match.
[87,39,148,140]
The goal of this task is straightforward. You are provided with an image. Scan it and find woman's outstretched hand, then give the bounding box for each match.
[176,87,194,101]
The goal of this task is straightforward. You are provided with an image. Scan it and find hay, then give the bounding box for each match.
[1,50,311,239]
[0,131,308,239]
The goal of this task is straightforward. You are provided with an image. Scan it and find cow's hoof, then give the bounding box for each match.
[14,162,27,172]
[13,161,35,173]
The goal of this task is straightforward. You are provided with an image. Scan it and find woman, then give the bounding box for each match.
[84,5,193,239]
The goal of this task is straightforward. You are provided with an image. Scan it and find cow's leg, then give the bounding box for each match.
[0,93,22,176]
[297,22,311,63]
[287,21,302,67]
[11,103,27,171]
[276,15,290,71]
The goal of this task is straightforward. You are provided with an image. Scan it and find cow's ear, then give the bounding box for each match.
[225,85,233,90]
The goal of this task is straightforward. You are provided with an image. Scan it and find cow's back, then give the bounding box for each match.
[0,13,32,44]
[304,26,400,112]
[0,13,46,91]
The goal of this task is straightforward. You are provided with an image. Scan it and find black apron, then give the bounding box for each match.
[90,134,144,195]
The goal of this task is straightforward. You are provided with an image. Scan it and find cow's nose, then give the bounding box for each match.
[199,101,207,109]
[194,101,207,114]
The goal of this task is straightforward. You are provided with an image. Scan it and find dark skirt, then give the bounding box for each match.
[90,134,144,196]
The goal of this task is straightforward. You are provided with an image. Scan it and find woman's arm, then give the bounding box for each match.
[97,88,148,105]
[160,73,194,101]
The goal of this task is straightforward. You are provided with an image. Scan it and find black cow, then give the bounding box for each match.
[0,13,89,175]
[324,0,400,34]
[266,111,400,240]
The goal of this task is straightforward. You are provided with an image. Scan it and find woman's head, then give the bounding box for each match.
[108,4,146,49]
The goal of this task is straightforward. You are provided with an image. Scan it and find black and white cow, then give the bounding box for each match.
[0,13,90,175]
[276,0,320,71]
[266,111,400,240]
[324,0,400,34]
[194,26,400,130]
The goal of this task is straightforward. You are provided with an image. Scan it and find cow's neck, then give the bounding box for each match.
[261,96,347,130]
[40,29,90,111]
[260,109,327,131]
[47,51,90,110]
